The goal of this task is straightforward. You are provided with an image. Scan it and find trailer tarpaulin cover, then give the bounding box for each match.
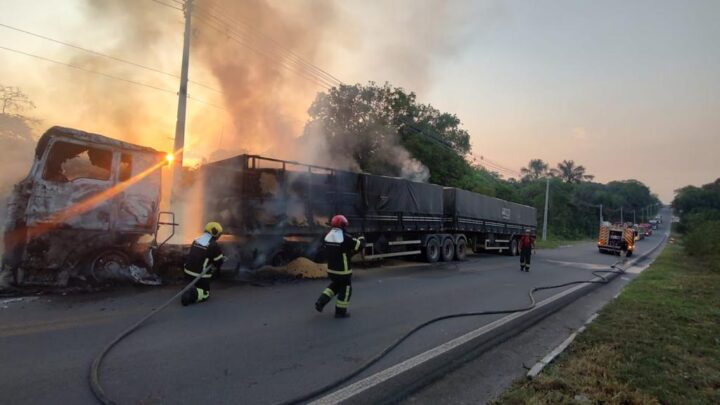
[444,188,537,227]
[361,174,444,215]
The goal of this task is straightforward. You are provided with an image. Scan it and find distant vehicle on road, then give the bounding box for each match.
[598,223,635,256]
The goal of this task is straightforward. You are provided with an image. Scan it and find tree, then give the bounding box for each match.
[520,159,549,181]
[551,160,594,184]
[0,85,36,115]
[305,82,479,187]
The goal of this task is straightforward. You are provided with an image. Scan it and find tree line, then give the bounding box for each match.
[672,179,720,269]
[306,82,661,239]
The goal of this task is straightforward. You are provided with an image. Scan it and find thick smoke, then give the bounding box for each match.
[192,0,342,157]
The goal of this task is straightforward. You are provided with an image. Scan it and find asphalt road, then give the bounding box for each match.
[0,222,669,405]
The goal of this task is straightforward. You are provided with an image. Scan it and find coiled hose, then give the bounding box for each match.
[90,259,631,405]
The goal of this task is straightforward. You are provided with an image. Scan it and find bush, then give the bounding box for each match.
[684,219,720,261]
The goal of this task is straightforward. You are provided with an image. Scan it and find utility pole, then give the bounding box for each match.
[599,203,603,224]
[620,206,624,224]
[172,0,193,199]
[633,210,636,224]
[542,176,549,241]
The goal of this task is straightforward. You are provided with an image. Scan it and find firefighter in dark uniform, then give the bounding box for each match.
[181,222,225,306]
[315,215,365,318]
[519,228,535,272]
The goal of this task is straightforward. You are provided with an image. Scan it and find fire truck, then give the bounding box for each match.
[598,222,635,256]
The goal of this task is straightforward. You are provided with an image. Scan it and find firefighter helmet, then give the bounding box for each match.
[331,215,349,228]
[204,221,223,237]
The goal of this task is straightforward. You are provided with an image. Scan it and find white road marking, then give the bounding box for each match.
[309,278,600,405]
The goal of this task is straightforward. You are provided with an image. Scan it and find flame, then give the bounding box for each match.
[5,149,182,251]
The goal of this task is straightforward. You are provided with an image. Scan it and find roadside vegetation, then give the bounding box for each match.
[304,82,661,240]
[495,238,720,405]
[673,178,720,272]
[496,179,720,404]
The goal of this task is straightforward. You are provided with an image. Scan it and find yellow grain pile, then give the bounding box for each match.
[281,257,328,279]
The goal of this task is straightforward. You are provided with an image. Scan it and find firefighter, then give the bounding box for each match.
[519,229,535,272]
[181,222,226,306]
[315,215,365,318]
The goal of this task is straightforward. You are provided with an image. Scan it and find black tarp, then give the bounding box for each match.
[361,174,444,216]
[443,188,537,227]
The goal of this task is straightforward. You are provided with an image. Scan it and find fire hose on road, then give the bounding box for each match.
[89,235,666,405]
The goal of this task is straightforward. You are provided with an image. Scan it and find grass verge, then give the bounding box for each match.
[495,239,720,405]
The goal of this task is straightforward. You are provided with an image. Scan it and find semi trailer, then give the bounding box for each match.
[201,155,537,269]
[2,127,537,286]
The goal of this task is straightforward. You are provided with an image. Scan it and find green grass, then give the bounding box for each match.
[495,239,720,405]
[534,237,593,250]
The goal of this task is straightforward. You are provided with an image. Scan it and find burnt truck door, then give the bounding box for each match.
[115,151,161,233]
[25,137,115,230]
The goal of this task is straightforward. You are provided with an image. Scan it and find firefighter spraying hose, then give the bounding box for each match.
[88,229,665,405]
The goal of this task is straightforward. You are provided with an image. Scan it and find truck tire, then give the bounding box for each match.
[508,238,519,256]
[90,249,131,283]
[424,238,440,263]
[440,238,455,262]
[454,238,467,261]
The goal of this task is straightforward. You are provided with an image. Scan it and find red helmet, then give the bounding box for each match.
[331,214,349,228]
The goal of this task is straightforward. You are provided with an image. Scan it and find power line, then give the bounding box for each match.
[193,12,335,89]
[0,45,228,112]
[199,3,343,86]
[0,22,223,95]
[157,1,520,176]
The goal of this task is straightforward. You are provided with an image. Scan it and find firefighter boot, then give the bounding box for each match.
[315,289,333,312]
[181,288,196,306]
[335,308,350,318]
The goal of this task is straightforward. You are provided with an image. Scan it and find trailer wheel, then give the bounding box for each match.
[90,250,130,283]
[508,238,519,256]
[424,238,440,263]
[440,238,455,262]
[454,239,467,261]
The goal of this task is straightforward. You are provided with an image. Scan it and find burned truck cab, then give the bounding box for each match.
[2,126,170,286]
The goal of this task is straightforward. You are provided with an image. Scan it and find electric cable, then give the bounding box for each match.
[0,22,224,95]
[0,45,227,112]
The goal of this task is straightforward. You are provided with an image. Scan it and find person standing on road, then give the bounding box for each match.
[181,222,226,306]
[315,215,365,318]
[519,229,535,272]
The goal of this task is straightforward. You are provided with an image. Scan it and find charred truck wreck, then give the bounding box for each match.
[1,127,174,287]
[201,155,537,270]
[1,128,536,288]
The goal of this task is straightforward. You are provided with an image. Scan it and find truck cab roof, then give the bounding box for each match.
[35,126,163,159]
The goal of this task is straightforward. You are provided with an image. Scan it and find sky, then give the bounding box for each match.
[1,0,718,202]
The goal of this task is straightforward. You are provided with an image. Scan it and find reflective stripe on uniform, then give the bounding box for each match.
[184,268,212,278]
[323,288,335,298]
[354,238,361,250]
[327,269,352,275]
[336,286,351,308]
[343,253,348,270]
[213,254,225,261]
